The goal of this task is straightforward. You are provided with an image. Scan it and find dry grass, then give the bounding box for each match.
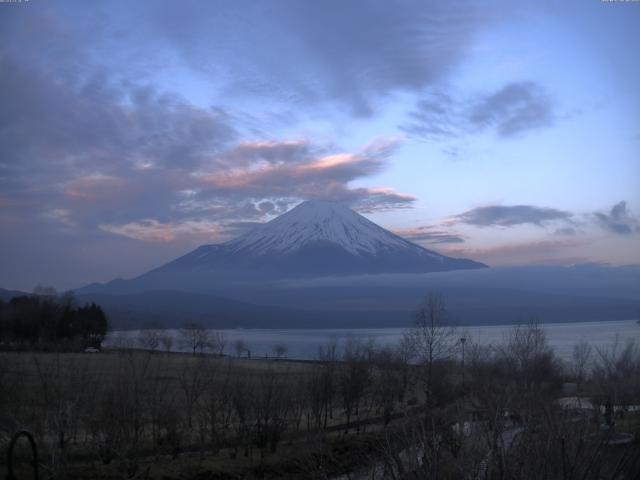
[0,350,396,479]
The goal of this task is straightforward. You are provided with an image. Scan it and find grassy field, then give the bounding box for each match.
[2,339,639,480]
[0,349,418,479]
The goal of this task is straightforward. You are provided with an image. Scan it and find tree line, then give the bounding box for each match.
[0,286,109,350]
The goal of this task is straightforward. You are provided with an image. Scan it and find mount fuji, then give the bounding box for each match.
[75,202,640,329]
[168,200,485,275]
[86,201,485,294]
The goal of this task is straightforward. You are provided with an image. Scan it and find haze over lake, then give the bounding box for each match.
[108,319,640,362]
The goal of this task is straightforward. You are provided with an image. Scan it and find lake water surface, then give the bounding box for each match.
[108,319,640,362]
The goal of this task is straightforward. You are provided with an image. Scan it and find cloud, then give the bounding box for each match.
[401,91,461,140]
[348,188,416,213]
[0,41,414,249]
[469,82,554,137]
[99,219,225,243]
[401,81,555,141]
[0,1,512,118]
[0,54,238,230]
[0,56,236,175]
[63,175,130,202]
[43,209,75,229]
[452,205,573,228]
[441,239,587,267]
[593,201,639,235]
[394,225,466,244]
[554,227,578,236]
[0,1,514,272]
[137,1,507,116]
[193,138,412,212]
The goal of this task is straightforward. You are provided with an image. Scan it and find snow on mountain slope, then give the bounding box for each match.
[157,200,487,275]
[225,200,440,258]
[82,201,487,294]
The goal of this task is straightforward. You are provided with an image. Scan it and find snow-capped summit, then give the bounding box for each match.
[226,200,436,257]
[156,200,487,276]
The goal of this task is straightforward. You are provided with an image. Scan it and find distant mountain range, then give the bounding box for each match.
[3,264,640,330]
[0,288,27,302]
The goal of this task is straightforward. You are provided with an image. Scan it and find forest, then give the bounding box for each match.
[0,288,109,350]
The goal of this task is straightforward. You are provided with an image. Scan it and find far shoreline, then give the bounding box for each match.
[109,317,640,332]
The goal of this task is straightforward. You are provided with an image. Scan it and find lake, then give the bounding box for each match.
[107,319,640,362]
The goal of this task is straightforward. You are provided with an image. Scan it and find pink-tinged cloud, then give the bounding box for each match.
[63,174,129,201]
[302,153,361,172]
[394,224,466,244]
[202,152,370,189]
[2,49,413,243]
[191,139,412,213]
[99,219,227,243]
[2,43,413,246]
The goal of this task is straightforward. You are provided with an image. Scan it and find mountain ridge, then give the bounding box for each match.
[79,200,486,295]
[149,200,486,280]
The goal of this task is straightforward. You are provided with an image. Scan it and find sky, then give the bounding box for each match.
[1,0,639,291]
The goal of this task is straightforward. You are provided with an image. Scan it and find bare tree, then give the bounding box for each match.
[395,335,414,403]
[272,343,287,359]
[180,322,210,356]
[31,353,94,477]
[229,372,251,458]
[210,331,226,356]
[233,339,248,358]
[145,356,176,457]
[498,321,559,391]
[137,329,160,353]
[197,361,234,456]
[88,350,153,470]
[405,293,456,405]
[371,347,402,426]
[178,357,209,428]
[159,332,174,353]
[318,338,338,429]
[572,340,593,392]
[339,337,371,433]
[252,367,292,456]
[593,337,640,407]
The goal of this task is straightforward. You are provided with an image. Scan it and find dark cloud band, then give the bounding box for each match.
[401,81,555,142]
[453,205,573,227]
[593,201,639,235]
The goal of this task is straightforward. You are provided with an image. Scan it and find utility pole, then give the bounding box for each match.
[460,337,466,390]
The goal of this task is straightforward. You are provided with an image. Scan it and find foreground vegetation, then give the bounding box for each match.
[1,295,639,479]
